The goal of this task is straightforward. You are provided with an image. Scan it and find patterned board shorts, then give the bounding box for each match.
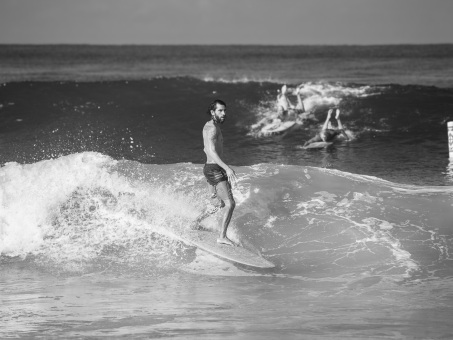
[203,163,228,186]
[203,163,234,201]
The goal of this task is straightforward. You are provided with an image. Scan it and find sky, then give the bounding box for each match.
[0,0,452,45]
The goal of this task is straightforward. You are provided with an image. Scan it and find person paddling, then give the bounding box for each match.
[303,108,349,147]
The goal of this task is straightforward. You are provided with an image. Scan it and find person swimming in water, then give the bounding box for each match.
[303,108,349,147]
[190,99,238,246]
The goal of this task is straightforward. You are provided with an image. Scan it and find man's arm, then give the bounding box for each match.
[340,130,350,141]
[303,135,321,147]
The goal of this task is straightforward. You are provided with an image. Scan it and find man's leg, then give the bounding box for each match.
[296,92,305,112]
[209,184,217,199]
[334,108,350,140]
[215,180,236,246]
[322,109,333,131]
[335,109,344,129]
[190,184,224,230]
[318,109,333,142]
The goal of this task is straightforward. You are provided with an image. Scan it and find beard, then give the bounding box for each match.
[213,115,225,124]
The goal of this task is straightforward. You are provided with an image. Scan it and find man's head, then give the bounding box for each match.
[207,99,227,124]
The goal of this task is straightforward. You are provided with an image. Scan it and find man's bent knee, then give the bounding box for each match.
[224,199,235,210]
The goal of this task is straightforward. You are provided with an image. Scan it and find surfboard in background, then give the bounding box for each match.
[260,120,297,136]
[298,141,334,149]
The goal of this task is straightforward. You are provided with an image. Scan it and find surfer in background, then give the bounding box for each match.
[303,108,349,147]
[252,84,299,131]
[294,84,324,122]
[191,99,238,246]
[276,84,296,121]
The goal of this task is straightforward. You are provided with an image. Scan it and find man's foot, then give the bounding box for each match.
[217,237,235,246]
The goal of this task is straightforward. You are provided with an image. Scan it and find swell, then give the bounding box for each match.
[2,79,452,161]
[2,44,453,86]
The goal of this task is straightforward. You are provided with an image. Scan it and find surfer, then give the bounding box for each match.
[277,84,296,121]
[252,84,299,131]
[191,99,238,246]
[294,84,324,121]
[303,108,349,147]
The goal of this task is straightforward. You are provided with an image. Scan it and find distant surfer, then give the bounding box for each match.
[303,108,349,147]
[191,99,238,246]
[251,84,297,131]
[276,84,296,121]
[294,84,323,121]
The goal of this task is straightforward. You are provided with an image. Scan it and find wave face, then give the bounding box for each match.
[1,152,451,284]
[1,78,453,185]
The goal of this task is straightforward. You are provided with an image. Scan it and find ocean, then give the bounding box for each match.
[1,44,453,339]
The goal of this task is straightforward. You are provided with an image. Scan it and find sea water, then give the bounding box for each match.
[1,45,453,339]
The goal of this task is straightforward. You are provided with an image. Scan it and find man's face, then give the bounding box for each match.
[211,104,226,124]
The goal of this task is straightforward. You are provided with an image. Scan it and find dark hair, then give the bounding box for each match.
[207,99,226,115]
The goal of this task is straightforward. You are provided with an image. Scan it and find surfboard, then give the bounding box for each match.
[260,121,296,136]
[174,227,275,269]
[300,141,333,149]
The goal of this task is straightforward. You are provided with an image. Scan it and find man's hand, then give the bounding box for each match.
[226,167,238,187]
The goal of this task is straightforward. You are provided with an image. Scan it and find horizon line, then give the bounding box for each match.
[1,42,453,47]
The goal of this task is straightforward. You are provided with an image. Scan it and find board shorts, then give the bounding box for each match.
[203,163,228,186]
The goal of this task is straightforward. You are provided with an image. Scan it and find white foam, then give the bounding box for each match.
[0,152,118,256]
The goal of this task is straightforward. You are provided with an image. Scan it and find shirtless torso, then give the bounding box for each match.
[203,120,224,164]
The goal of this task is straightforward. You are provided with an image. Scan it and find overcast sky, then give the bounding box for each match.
[1,0,452,45]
